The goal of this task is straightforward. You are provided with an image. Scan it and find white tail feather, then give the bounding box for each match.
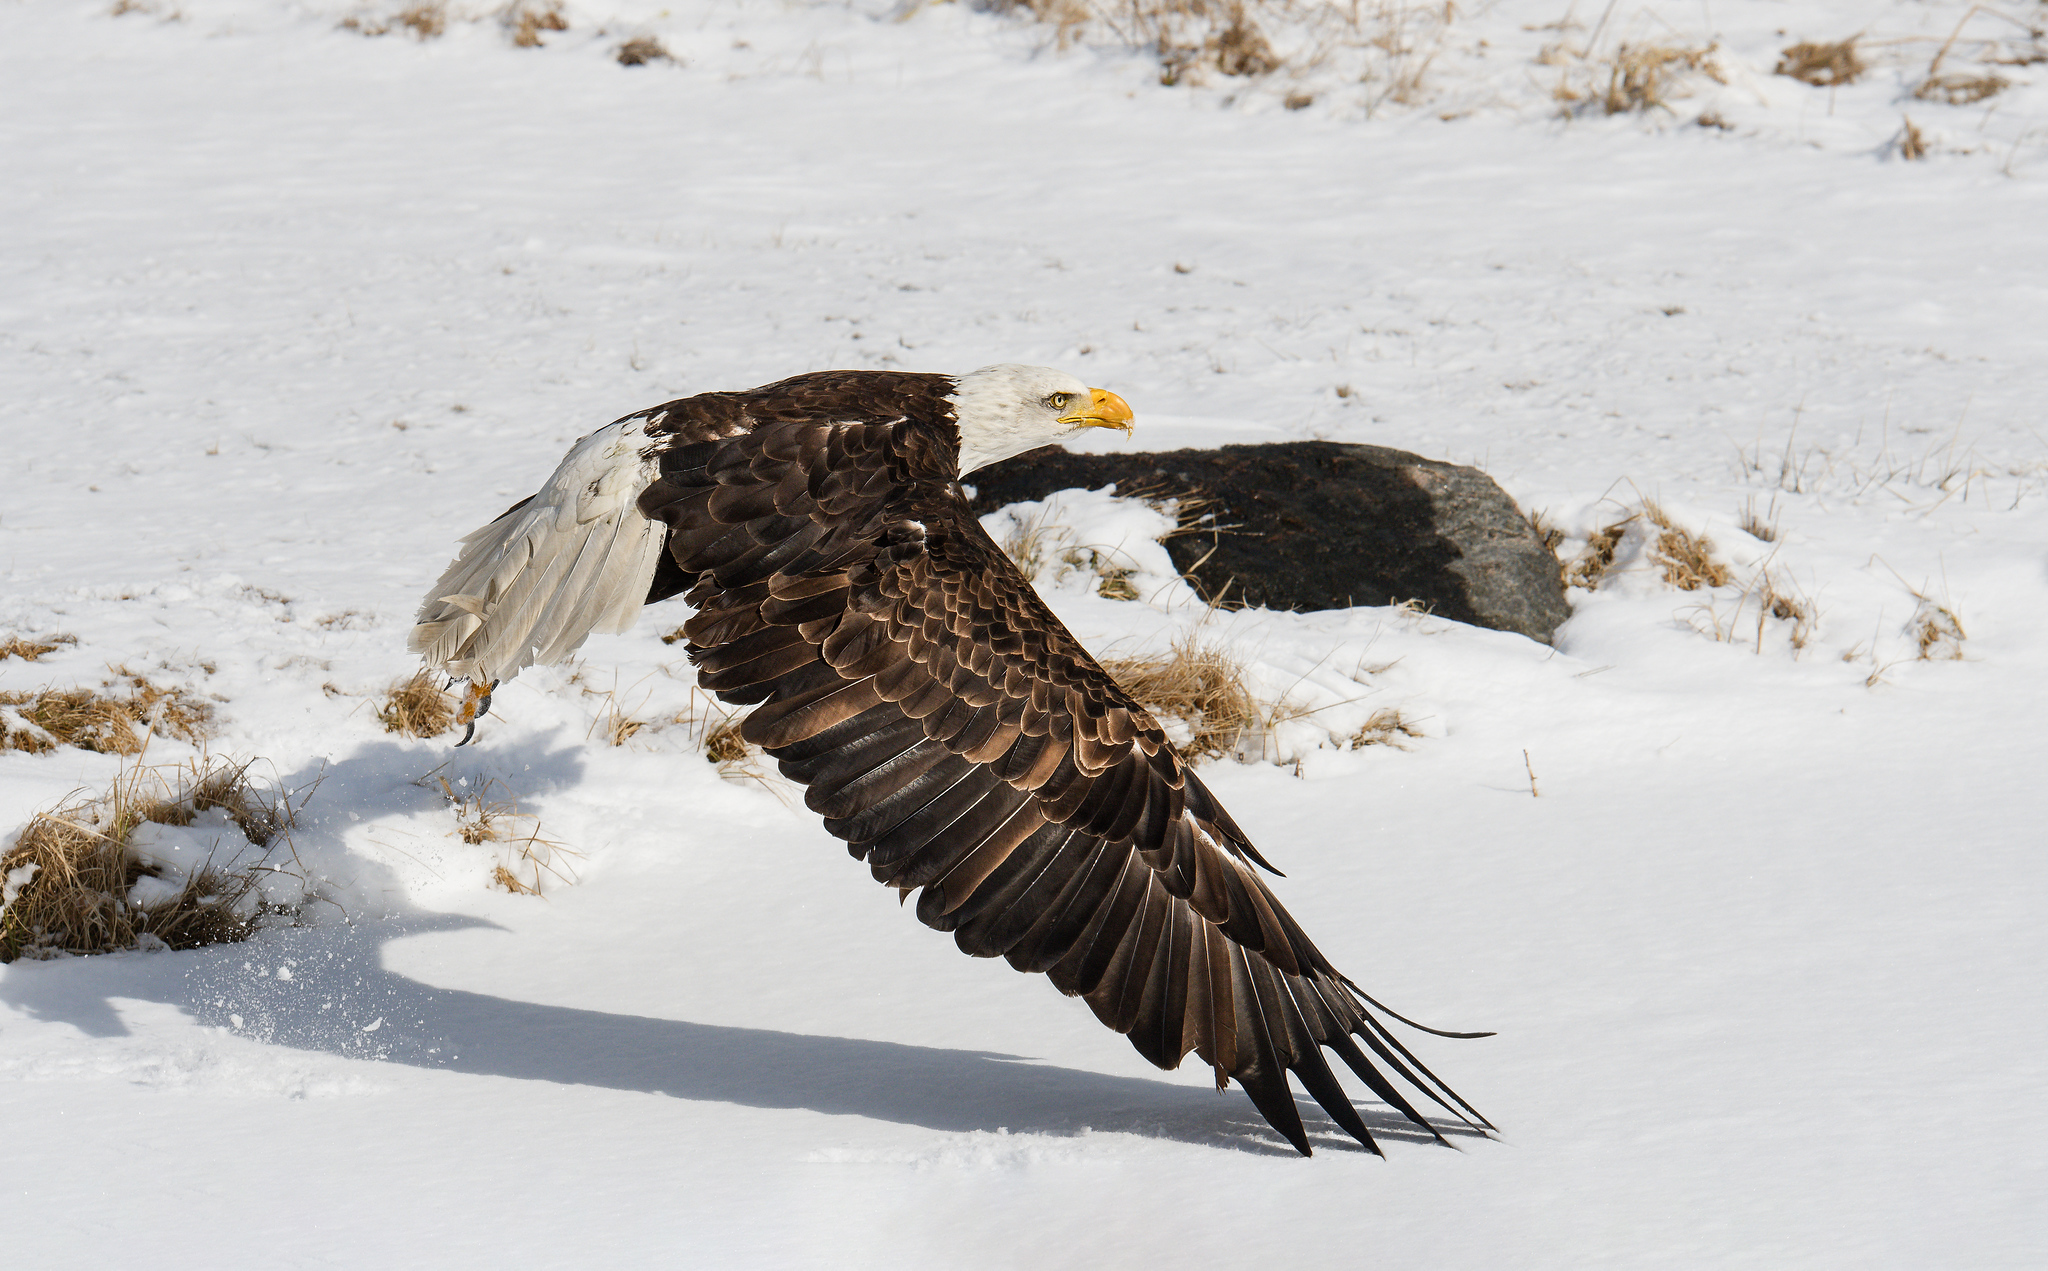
[408,417,667,686]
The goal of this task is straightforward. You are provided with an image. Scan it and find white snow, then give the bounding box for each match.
[3,0,2045,1266]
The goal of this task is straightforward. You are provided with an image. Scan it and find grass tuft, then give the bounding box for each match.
[1911,600,1966,661]
[1552,40,1723,116]
[0,760,300,963]
[1738,495,1779,543]
[617,35,673,66]
[1916,73,2008,105]
[1,634,76,662]
[507,0,566,48]
[436,775,580,895]
[1775,39,1864,87]
[1,673,212,756]
[377,670,455,738]
[1564,520,1630,590]
[1102,635,1258,763]
[1644,503,1730,591]
[1348,707,1422,750]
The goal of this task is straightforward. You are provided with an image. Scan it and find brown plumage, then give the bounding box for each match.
[419,367,1491,1156]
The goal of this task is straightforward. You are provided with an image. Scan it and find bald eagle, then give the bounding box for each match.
[409,365,1490,1156]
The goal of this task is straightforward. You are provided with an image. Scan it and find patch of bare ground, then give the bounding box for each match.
[0,760,302,962]
[377,670,454,738]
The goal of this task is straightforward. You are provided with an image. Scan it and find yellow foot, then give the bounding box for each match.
[454,679,497,747]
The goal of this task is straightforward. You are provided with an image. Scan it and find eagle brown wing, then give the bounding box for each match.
[638,374,1489,1155]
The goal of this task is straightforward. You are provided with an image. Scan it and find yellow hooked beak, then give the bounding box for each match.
[1058,387,1135,437]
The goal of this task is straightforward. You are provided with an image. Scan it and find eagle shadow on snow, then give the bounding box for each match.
[0,740,1461,1158]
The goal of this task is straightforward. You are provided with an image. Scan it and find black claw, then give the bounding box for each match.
[451,679,498,748]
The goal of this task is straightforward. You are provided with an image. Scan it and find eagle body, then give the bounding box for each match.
[410,366,1489,1156]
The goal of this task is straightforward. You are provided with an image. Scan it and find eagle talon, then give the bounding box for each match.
[452,679,497,748]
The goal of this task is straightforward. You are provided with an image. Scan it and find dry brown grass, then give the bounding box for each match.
[1916,73,2009,105]
[1899,115,1930,160]
[1738,496,1779,543]
[507,0,567,47]
[1776,39,1865,87]
[1596,42,1722,115]
[1914,4,2038,107]
[994,0,1452,101]
[339,2,442,39]
[585,684,649,747]
[617,35,673,66]
[1753,572,1815,654]
[0,760,298,963]
[1347,707,1421,750]
[436,775,581,895]
[1644,503,1730,591]
[703,715,751,766]
[1,634,75,662]
[1,673,213,756]
[1551,38,1723,116]
[1911,600,1966,661]
[1101,636,1258,763]
[377,671,454,738]
[1564,520,1630,590]
[396,2,444,39]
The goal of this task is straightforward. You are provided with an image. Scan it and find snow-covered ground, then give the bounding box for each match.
[4,0,2045,1265]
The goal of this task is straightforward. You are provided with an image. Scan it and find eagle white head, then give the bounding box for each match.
[949,364,1135,477]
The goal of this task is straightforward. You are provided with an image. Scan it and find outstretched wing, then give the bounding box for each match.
[642,412,1492,1156]
[410,415,668,686]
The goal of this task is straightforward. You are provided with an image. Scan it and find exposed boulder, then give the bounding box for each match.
[963,441,1570,644]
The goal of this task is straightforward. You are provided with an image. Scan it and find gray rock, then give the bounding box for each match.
[963,441,1570,644]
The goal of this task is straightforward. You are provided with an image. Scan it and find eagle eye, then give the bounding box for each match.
[1048,392,1072,410]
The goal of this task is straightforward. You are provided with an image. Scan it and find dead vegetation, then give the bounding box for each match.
[1643,502,1730,592]
[434,774,580,896]
[1738,496,1779,543]
[1911,599,1967,661]
[340,2,444,39]
[0,760,301,963]
[1157,4,1280,85]
[987,0,1459,107]
[1542,22,1724,117]
[617,35,674,66]
[1564,520,1629,590]
[506,0,567,48]
[1913,4,2042,105]
[1592,42,1723,115]
[1,634,76,662]
[376,670,455,738]
[1347,707,1422,749]
[1102,635,1259,762]
[1776,39,1866,87]
[1916,72,2009,105]
[2,672,213,756]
